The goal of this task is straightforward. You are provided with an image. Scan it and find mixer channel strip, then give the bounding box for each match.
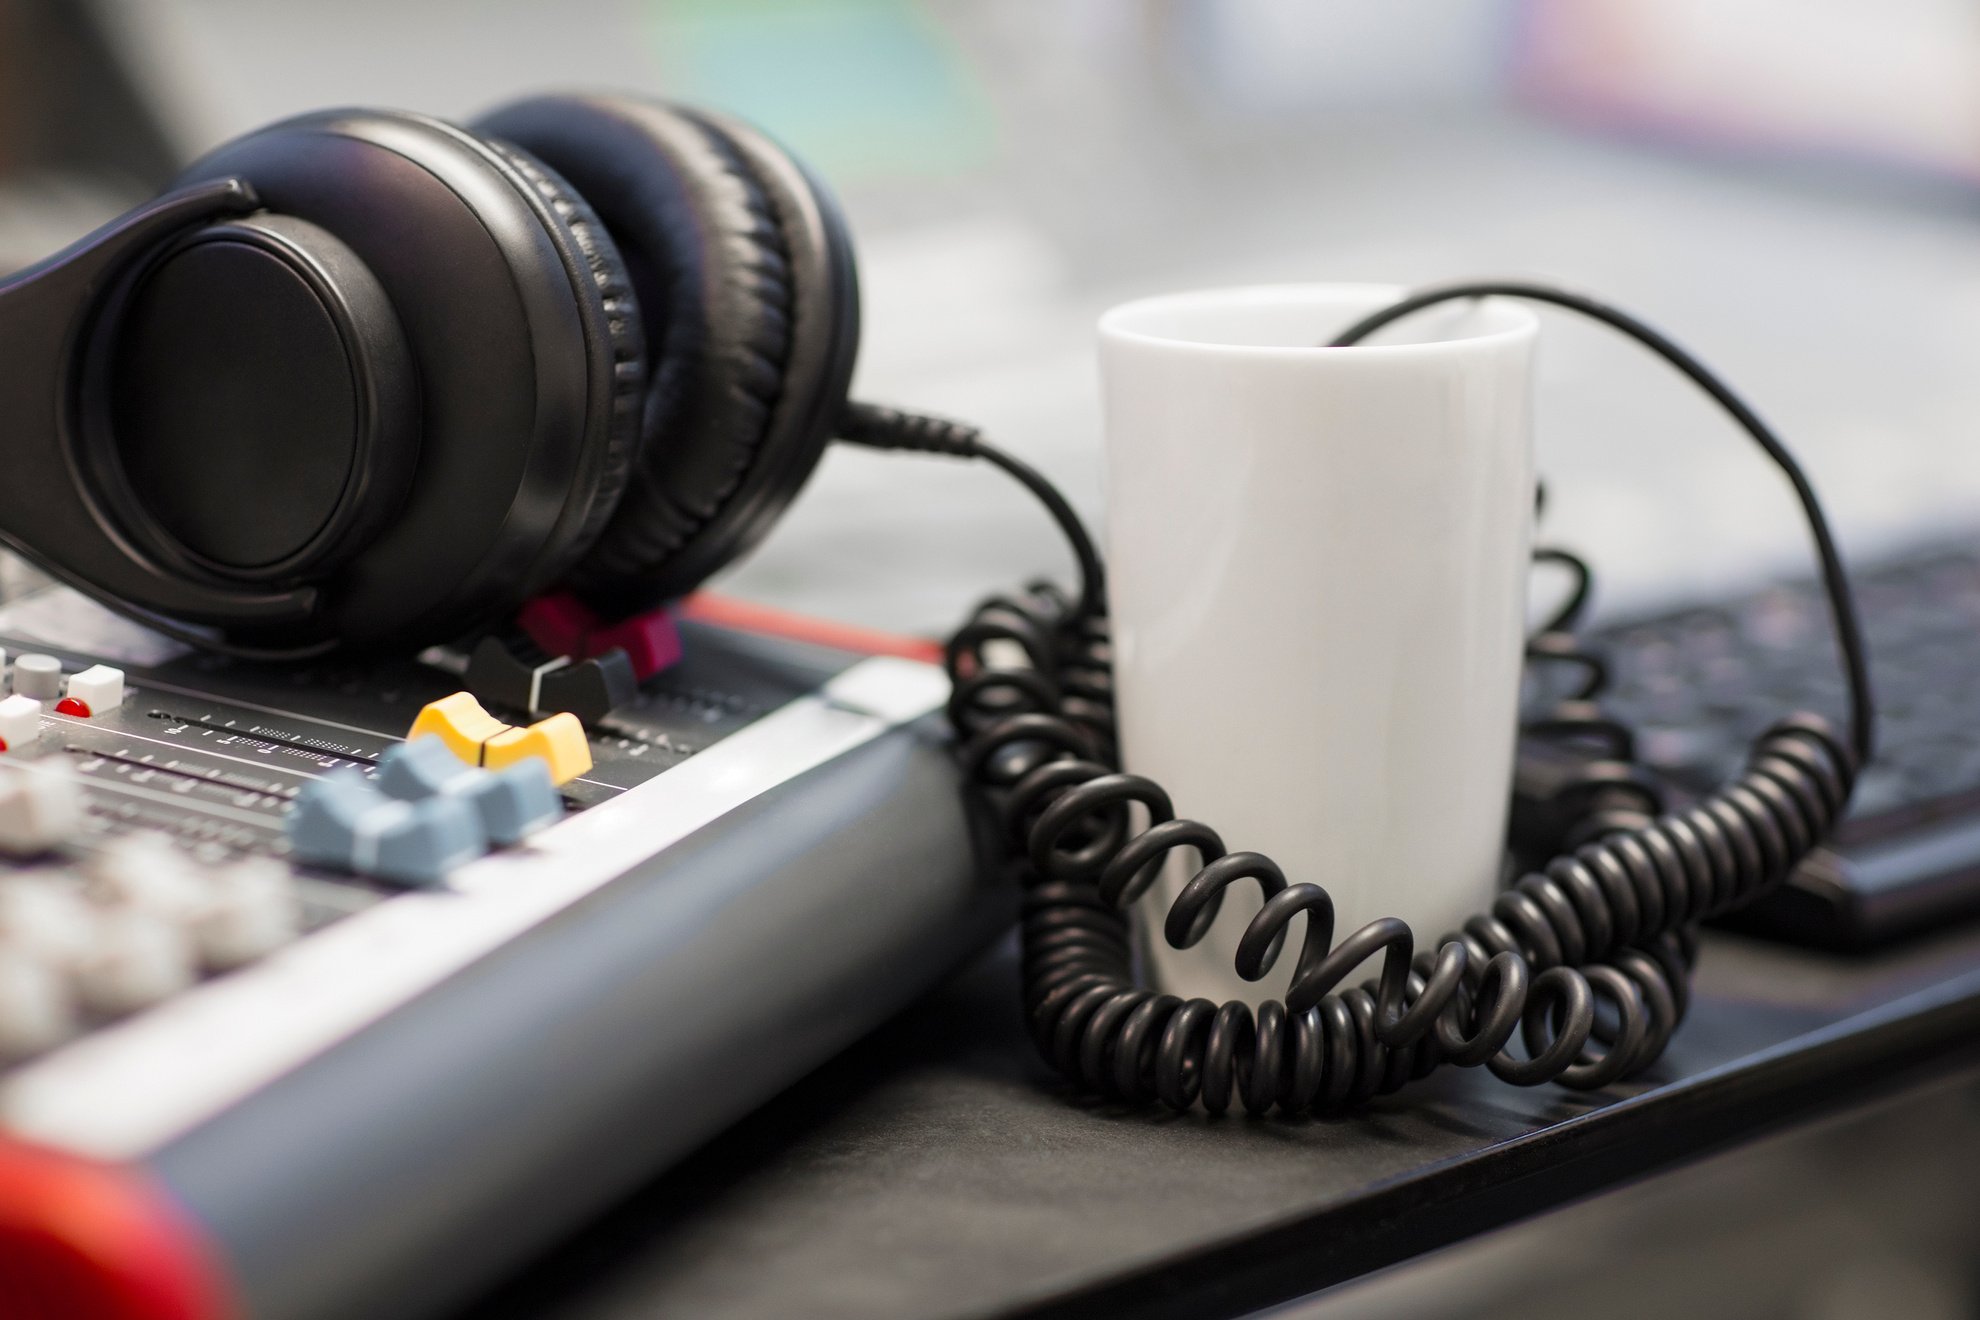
[0,597,875,1074]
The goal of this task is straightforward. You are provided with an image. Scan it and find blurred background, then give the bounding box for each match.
[6,2,1980,1315]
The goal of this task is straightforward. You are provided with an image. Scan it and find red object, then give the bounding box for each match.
[588,610,685,680]
[521,590,944,672]
[517,593,684,681]
[0,1138,232,1320]
[679,593,943,664]
[53,698,90,718]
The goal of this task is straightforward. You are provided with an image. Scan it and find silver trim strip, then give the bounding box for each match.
[0,657,949,1161]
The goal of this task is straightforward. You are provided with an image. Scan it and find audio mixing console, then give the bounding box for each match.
[0,567,1002,1320]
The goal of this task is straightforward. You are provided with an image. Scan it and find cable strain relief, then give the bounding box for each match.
[839,400,983,457]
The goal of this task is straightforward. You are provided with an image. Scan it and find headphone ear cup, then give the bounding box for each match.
[472,135,648,579]
[161,109,650,653]
[474,94,859,614]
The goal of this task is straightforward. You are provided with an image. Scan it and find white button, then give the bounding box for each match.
[65,665,125,715]
[0,947,78,1060]
[11,654,61,702]
[0,763,83,856]
[83,835,204,918]
[0,694,40,753]
[72,909,195,1017]
[0,878,94,967]
[194,858,302,970]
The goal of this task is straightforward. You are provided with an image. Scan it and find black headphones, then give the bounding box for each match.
[0,94,859,657]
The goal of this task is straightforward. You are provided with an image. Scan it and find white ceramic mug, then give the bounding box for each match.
[1096,283,1537,1005]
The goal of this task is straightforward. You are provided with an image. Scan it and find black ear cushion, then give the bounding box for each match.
[585,111,793,584]
[473,136,648,578]
[474,94,858,610]
[477,96,792,590]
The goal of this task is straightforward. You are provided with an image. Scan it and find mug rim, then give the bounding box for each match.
[1098,281,1538,355]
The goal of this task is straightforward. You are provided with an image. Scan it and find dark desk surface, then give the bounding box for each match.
[454,917,1980,1320]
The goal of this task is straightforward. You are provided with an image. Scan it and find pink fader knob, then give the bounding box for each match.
[517,591,683,681]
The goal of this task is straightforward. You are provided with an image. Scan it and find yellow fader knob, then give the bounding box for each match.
[406,693,592,786]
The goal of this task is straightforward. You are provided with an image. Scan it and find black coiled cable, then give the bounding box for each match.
[842,281,1875,1113]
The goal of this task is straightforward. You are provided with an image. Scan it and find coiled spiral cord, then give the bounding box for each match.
[1516,538,1663,856]
[841,281,1875,1113]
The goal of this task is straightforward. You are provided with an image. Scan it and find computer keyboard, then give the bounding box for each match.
[1592,538,1980,947]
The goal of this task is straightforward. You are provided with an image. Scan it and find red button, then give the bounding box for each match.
[53,698,91,718]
